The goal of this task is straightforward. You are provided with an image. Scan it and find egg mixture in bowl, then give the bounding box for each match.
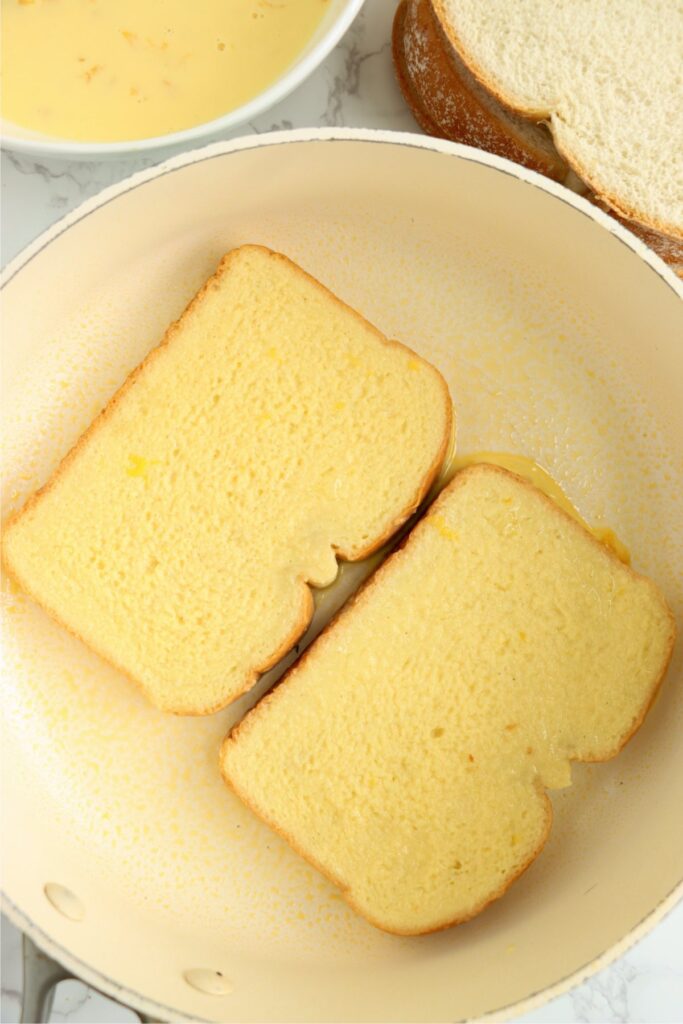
[1,0,363,156]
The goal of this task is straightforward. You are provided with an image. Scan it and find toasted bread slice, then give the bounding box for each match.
[222,465,675,934]
[2,245,452,715]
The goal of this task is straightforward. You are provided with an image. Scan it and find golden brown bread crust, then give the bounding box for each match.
[2,245,452,716]
[393,0,567,181]
[392,0,448,138]
[221,464,676,934]
[429,0,683,241]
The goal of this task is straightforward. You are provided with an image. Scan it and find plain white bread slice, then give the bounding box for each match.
[392,0,683,273]
[2,245,452,715]
[393,0,568,182]
[432,0,683,239]
[222,465,675,935]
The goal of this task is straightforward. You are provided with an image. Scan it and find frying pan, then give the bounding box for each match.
[2,129,682,1022]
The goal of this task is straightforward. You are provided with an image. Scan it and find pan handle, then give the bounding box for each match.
[20,934,68,1024]
[20,933,161,1024]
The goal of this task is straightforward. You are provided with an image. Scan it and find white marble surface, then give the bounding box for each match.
[1,2,682,1022]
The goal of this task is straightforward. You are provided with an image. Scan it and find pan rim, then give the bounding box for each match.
[4,878,683,1023]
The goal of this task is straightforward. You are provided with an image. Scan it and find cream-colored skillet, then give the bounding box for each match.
[2,130,682,1022]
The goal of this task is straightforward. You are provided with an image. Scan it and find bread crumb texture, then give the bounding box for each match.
[435,0,683,235]
[223,466,674,935]
[2,245,450,714]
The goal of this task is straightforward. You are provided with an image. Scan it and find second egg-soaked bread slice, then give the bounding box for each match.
[222,465,675,934]
[2,245,451,714]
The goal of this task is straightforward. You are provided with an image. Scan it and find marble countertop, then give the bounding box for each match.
[1,3,682,1022]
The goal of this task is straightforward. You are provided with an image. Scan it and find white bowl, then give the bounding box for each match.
[0,0,364,160]
[2,129,682,1022]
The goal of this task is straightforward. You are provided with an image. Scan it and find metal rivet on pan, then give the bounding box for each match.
[43,883,85,922]
[183,968,233,996]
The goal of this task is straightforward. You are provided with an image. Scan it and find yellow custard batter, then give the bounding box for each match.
[439,451,630,564]
[2,0,330,141]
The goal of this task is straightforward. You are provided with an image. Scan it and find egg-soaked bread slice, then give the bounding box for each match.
[2,245,451,715]
[222,465,675,934]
